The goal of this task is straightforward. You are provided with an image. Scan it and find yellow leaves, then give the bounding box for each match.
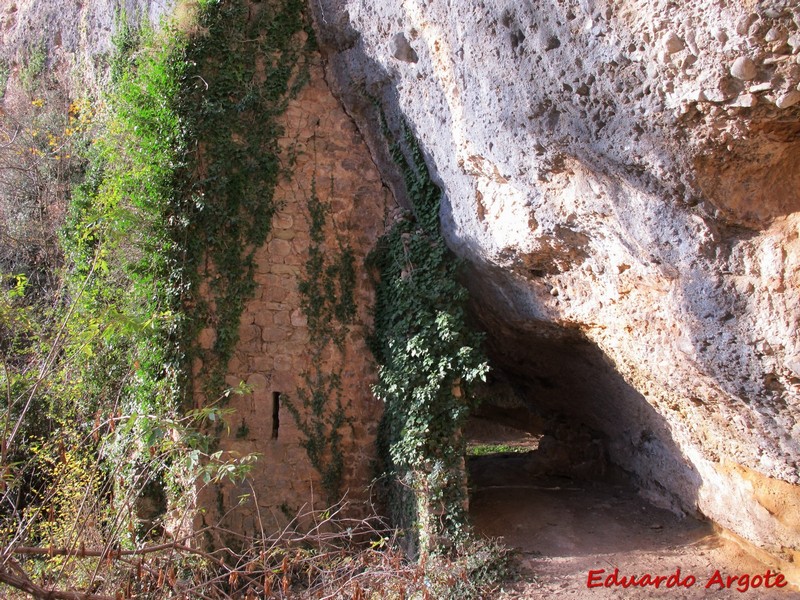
[31,98,45,108]
[23,438,105,562]
[67,98,95,134]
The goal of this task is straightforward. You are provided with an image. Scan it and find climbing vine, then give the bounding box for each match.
[52,0,314,539]
[369,122,489,557]
[289,178,357,502]
[177,0,314,400]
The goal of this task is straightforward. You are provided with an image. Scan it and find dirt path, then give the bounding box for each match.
[469,453,800,599]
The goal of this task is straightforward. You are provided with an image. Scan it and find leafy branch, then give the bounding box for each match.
[369,121,489,557]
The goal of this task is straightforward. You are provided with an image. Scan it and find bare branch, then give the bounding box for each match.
[0,563,115,600]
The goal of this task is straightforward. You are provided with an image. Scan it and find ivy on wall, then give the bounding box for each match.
[59,0,315,533]
[289,178,357,502]
[177,0,314,400]
[369,122,489,557]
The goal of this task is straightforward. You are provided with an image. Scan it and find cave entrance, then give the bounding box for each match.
[464,323,789,596]
[465,324,716,597]
[465,326,640,508]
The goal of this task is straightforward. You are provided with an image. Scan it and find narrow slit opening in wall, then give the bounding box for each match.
[272,392,280,439]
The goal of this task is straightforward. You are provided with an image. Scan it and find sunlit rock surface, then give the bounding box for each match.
[310,0,800,566]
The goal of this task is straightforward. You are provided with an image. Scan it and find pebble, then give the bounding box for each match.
[682,54,698,70]
[787,356,800,378]
[712,28,728,44]
[748,20,763,37]
[703,87,730,103]
[775,90,800,109]
[684,30,699,55]
[729,93,757,108]
[663,31,685,54]
[749,82,772,92]
[771,42,790,55]
[765,27,786,43]
[735,13,758,36]
[730,56,757,80]
[788,33,800,53]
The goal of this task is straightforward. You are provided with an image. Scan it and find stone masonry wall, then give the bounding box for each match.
[196,54,387,538]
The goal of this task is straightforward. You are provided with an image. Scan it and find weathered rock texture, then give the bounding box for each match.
[310,0,800,572]
[195,54,387,536]
[0,0,173,89]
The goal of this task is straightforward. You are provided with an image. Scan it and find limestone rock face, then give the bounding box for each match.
[0,0,174,89]
[311,0,800,565]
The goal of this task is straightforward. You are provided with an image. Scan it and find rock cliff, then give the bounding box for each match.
[4,0,798,577]
[310,0,800,568]
[0,0,173,89]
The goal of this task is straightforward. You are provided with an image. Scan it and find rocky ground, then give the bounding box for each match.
[470,458,800,599]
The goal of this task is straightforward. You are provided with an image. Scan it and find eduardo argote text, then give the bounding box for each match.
[587,567,788,592]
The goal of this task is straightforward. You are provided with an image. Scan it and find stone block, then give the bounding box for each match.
[290,308,307,327]
[274,354,292,372]
[273,228,296,240]
[274,213,294,230]
[270,264,301,276]
[283,253,304,266]
[238,323,261,344]
[268,238,292,257]
[246,373,269,393]
[264,286,289,303]
[292,236,308,254]
[262,325,291,343]
[198,327,216,349]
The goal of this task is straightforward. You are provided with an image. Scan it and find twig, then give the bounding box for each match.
[0,564,114,600]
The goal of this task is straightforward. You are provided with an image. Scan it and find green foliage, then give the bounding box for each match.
[109,11,140,86]
[49,0,314,536]
[19,41,47,92]
[0,274,34,360]
[177,0,313,399]
[0,0,304,579]
[369,122,489,558]
[467,443,532,456]
[60,17,188,437]
[0,59,9,98]
[298,179,357,343]
[289,179,357,502]
[424,536,514,599]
